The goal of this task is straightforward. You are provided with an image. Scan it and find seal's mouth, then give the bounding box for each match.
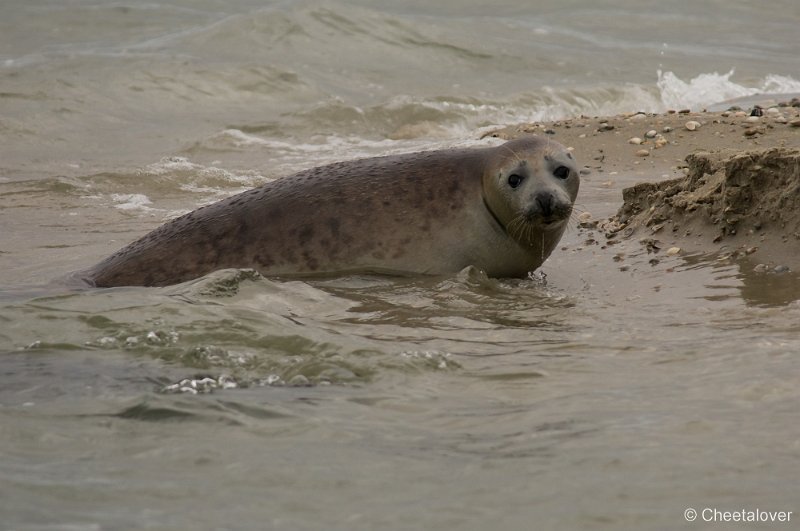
[506,215,558,247]
[523,192,573,230]
[524,206,572,230]
[504,204,572,246]
[483,196,570,245]
[540,217,568,229]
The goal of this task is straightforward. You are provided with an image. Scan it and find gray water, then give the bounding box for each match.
[2,1,800,529]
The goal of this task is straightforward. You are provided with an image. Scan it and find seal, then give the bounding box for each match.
[85,136,579,287]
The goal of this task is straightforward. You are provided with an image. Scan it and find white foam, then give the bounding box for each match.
[658,70,751,110]
[761,74,800,94]
[110,193,154,211]
[657,70,800,111]
[481,70,800,125]
[142,156,197,174]
[141,156,267,187]
[212,130,402,156]
[214,129,275,148]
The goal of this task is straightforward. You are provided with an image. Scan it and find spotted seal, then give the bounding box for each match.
[85,136,579,286]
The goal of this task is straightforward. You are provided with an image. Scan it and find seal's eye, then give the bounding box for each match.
[553,166,570,179]
[507,174,524,189]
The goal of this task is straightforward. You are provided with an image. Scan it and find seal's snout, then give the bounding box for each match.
[525,191,569,226]
[535,193,555,218]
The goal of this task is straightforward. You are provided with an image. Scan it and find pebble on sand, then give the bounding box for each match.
[753,264,790,274]
[685,121,701,131]
[635,149,650,157]
[628,137,643,145]
[577,212,596,228]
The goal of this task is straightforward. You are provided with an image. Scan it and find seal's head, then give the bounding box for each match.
[482,136,580,247]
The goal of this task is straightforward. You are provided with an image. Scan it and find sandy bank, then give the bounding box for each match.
[485,95,800,271]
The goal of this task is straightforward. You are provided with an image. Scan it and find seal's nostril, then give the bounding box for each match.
[535,193,554,217]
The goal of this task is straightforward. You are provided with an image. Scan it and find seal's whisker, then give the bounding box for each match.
[541,231,545,260]
[570,203,589,215]
[506,216,517,236]
[562,210,584,236]
[512,221,524,242]
[508,214,528,242]
[515,221,527,243]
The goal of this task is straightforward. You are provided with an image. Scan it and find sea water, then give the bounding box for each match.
[1,1,799,529]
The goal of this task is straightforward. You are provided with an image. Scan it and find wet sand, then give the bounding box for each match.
[485,94,800,272]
